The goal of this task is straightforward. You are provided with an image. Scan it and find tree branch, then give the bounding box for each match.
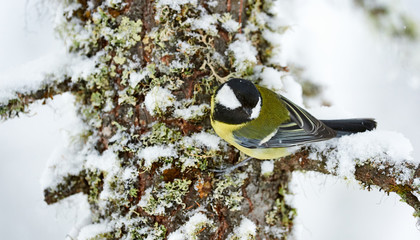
[0,77,73,120]
[278,148,420,216]
[44,170,90,205]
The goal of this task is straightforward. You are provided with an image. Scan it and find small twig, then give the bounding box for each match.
[238,0,243,33]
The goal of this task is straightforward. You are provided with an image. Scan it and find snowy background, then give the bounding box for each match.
[0,0,420,239]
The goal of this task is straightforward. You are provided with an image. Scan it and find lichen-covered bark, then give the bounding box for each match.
[1,0,419,239]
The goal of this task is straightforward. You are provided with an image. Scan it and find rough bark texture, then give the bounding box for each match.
[1,0,419,239]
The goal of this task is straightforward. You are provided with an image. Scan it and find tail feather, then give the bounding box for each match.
[321,118,377,137]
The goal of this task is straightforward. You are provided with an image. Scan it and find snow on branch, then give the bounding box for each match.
[44,170,90,204]
[0,52,98,119]
[278,130,420,216]
[0,78,72,119]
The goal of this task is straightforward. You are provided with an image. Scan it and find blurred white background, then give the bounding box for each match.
[0,0,419,239]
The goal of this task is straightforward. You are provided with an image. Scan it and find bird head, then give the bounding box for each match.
[212,78,262,124]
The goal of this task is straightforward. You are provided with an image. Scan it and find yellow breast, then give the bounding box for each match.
[210,118,290,160]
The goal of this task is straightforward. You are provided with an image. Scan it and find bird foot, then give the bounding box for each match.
[209,157,253,176]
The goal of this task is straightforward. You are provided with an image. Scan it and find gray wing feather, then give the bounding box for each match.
[234,95,336,149]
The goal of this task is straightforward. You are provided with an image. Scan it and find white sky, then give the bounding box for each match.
[0,0,419,239]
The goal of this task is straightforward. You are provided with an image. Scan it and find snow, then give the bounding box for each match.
[129,69,149,88]
[156,0,197,11]
[183,131,222,151]
[309,130,414,180]
[227,217,257,239]
[261,160,274,176]
[183,212,212,237]
[138,187,153,209]
[255,66,303,106]
[173,103,208,120]
[215,84,241,109]
[0,51,97,104]
[40,93,90,190]
[138,145,177,169]
[62,193,92,240]
[78,221,112,240]
[189,10,218,35]
[256,66,284,91]
[273,0,420,238]
[280,75,303,106]
[167,212,213,240]
[222,19,240,33]
[177,41,195,55]
[228,34,258,72]
[207,0,218,8]
[84,149,119,174]
[144,86,176,116]
[291,172,420,240]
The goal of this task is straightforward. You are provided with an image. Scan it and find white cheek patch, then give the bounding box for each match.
[249,97,261,120]
[215,85,242,109]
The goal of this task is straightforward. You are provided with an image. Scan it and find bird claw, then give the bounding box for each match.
[209,157,253,176]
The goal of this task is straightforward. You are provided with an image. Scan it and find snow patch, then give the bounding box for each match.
[228,34,258,72]
[261,160,274,176]
[173,103,208,120]
[138,145,177,169]
[222,19,240,32]
[189,10,218,35]
[167,212,213,240]
[156,0,197,11]
[77,221,112,240]
[183,131,222,151]
[227,217,257,239]
[144,86,175,116]
[309,130,414,179]
[0,51,97,104]
[40,94,90,190]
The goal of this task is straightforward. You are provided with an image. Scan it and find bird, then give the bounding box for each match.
[210,78,377,160]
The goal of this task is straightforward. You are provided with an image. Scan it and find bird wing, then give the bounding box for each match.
[233,95,336,149]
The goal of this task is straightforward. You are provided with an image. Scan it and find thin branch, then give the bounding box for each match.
[0,77,73,120]
[277,149,420,215]
[44,170,89,205]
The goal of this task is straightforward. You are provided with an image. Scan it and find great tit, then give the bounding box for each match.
[210,78,376,160]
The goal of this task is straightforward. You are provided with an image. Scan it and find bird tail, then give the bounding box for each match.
[321,118,377,137]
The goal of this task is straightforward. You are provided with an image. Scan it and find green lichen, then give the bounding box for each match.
[141,123,182,146]
[86,170,104,204]
[0,98,26,119]
[89,232,114,240]
[265,186,297,228]
[90,91,103,107]
[129,222,166,240]
[139,179,192,215]
[213,173,247,211]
